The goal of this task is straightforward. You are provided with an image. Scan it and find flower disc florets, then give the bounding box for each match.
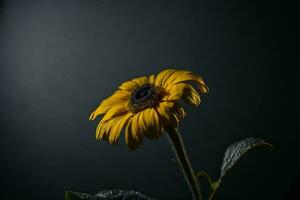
[128,84,165,113]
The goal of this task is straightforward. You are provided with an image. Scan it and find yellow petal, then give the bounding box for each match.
[89,90,130,120]
[172,103,186,122]
[119,80,139,91]
[149,74,156,85]
[131,112,144,142]
[140,108,162,139]
[108,113,132,144]
[96,119,109,141]
[95,121,104,140]
[166,83,201,106]
[156,101,179,127]
[100,104,128,123]
[125,118,143,150]
[155,69,176,87]
[96,112,131,142]
[165,70,209,93]
[184,93,201,106]
[131,76,149,86]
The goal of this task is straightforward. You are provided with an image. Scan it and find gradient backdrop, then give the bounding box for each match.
[0,0,298,199]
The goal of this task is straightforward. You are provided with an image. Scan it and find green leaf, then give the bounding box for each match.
[220,137,273,177]
[196,137,273,200]
[64,191,93,200]
[64,190,157,200]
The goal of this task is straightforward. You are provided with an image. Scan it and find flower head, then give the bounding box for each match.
[89,69,208,150]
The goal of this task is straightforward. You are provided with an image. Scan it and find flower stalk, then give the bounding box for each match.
[166,126,202,200]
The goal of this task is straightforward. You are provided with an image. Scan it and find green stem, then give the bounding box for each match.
[166,126,202,200]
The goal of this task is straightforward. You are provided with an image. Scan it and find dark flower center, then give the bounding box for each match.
[131,84,154,103]
[128,84,161,113]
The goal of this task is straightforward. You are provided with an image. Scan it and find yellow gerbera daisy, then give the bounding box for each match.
[89,69,209,150]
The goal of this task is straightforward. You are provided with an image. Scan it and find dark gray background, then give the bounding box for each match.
[0,0,298,199]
